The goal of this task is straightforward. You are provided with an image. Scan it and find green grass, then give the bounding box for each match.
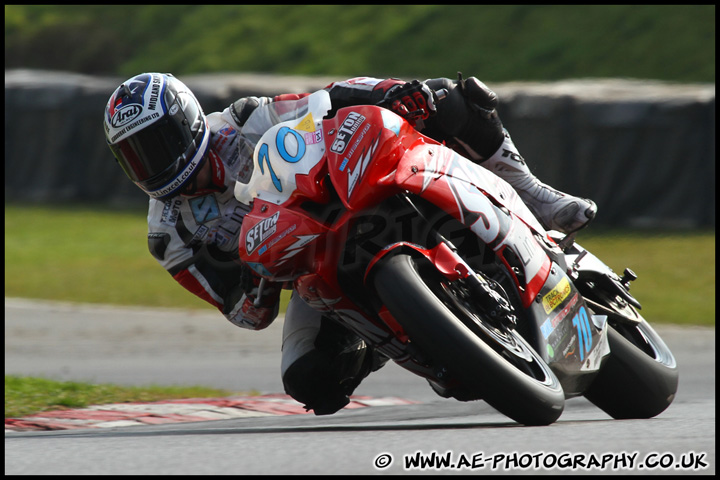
[4,5,715,82]
[572,230,715,325]
[4,204,290,311]
[4,205,714,326]
[4,375,244,419]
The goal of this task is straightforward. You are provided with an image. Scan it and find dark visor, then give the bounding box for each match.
[109,113,196,186]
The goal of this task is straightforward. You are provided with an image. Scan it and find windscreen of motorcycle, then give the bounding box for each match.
[234,90,332,205]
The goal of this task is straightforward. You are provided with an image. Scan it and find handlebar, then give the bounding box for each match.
[434,88,449,102]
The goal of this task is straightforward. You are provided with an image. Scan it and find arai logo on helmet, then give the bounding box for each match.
[111,104,143,128]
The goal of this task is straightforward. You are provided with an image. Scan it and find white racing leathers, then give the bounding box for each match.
[146,97,286,331]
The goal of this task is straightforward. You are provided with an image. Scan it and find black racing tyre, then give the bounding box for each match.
[372,253,564,426]
[583,318,678,419]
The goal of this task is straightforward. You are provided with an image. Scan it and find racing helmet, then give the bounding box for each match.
[104,73,209,199]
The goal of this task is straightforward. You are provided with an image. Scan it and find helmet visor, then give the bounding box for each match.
[109,112,196,186]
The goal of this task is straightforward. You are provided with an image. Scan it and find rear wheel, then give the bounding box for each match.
[576,271,679,419]
[373,254,564,426]
[583,316,678,419]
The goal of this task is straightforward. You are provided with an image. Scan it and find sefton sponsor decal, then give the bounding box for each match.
[330,111,365,154]
[245,212,280,254]
[542,277,572,314]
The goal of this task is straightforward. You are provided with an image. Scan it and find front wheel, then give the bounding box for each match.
[372,254,564,426]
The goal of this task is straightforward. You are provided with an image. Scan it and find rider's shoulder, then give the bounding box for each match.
[148,196,186,231]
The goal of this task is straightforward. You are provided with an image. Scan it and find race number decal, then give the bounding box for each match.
[257,126,307,193]
[572,306,593,361]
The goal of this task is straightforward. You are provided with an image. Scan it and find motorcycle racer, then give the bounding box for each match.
[103,72,597,415]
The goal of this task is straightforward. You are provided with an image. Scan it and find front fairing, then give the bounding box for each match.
[235,91,334,280]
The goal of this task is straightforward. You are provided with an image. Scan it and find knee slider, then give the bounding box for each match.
[282,350,351,415]
[282,317,376,415]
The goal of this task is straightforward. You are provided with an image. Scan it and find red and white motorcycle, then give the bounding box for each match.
[235,90,678,425]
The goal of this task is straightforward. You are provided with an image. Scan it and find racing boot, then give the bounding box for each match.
[481,131,597,234]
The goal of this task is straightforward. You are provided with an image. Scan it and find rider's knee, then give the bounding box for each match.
[282,347,363,415]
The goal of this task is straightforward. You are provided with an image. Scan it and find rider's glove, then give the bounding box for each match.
[239,263,282,309]
[224,263,283,331]
[456,72,498,116]
[383,80,437,127]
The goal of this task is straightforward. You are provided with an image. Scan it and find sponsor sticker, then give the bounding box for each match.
[189,195,220,223]
[110,111,161,143]
[542,277,571,314]
[330,112,365,154]
[160,198,182,226]
[294,113,316,132]
[304,130,323,145]
[111,104,143,128]
[540,293,579,339]
[245,212,280,254]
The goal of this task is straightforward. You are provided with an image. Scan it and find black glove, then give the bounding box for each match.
[424,73,504,160]
[383,80,437,126]
[456,72,498,116]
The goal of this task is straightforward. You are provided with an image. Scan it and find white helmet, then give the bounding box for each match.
[103,73,210,199]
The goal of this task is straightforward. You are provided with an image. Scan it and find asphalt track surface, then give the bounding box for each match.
[4,298,715,475]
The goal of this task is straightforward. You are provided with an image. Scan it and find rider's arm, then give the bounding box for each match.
[324,77,438,129]
[169,257,281,331]
[242,77,406,119]
[146,200,281,330]
[326,75,502,159]
[324,77,406,111]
